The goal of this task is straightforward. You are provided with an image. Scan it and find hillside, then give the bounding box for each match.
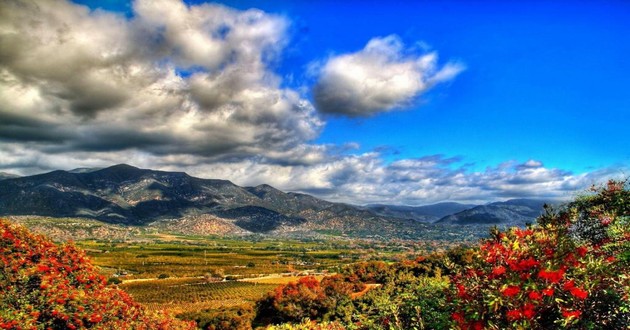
[0,164,556,240]
[0,165,437,239]
[436,199,548,226]
[366,202,476,222]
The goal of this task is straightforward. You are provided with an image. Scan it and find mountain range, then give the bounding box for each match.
[0,164,553,238]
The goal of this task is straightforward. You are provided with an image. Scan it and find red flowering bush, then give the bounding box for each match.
[450,180,629,329]
[255,275,365,326]
[0,219,196,329]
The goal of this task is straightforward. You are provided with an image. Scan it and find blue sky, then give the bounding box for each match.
[0,0,628,204]
[229,0,630,172]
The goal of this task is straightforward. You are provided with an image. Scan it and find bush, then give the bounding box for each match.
[265,320,346,330]
[0,220,196,329]
[255,275,364,326]
[449,180,630,329]
[178,305,255,330]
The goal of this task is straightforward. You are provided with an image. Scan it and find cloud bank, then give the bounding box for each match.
[313,35,464,117]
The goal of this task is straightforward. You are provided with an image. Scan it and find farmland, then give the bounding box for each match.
[121,278,277,314]
[9,215,475,319]
[76,236,439,317]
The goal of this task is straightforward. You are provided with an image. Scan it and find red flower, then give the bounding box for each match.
[37,264,50,272]
[542,287,554,296]
[456,283,468,298]
[506,309,522,321]
[538,268,564,283]
[88,313,103,323]
[528,290,543,301]
[576,246,588,258]
[514,228,534,238]
[452,312,465,325]
[472,321,484,330]
[492,266,506,276]
[563,280,575,290]
[502,285,520,297]
[562,309,582,319]
[570,287,589,300]
[522,303,536,319]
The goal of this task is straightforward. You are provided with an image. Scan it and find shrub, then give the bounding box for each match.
[255,275,364,326]
[0,220,196,329]
[265,319,346,330]
[449,180,630,329]
[178,305,255,330]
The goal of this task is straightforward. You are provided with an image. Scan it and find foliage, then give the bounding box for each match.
[255,275,365,326]
[449,179,630,329]
[178,305,255,330]
[349,275,451,330]
[265,319,346,330]
[0,219,196,329]
[255,258,461,330]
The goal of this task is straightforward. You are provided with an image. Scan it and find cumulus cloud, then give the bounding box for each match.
[313,35,464,117]
[0,0,322,163]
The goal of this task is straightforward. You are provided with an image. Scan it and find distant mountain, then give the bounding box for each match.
[366,202,476,222]
[0,164,427,238]
[0,172,20,181]
[436,199,549,226]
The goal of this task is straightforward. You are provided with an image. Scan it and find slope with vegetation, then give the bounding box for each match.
[0,164,549,241]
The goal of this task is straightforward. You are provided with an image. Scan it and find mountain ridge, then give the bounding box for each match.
[0,164,553,238]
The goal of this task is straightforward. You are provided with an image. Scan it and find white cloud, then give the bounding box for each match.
[313,35,465,117]
[0,0,321,161]
[172,156,624,205]
[1,139,623,205]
